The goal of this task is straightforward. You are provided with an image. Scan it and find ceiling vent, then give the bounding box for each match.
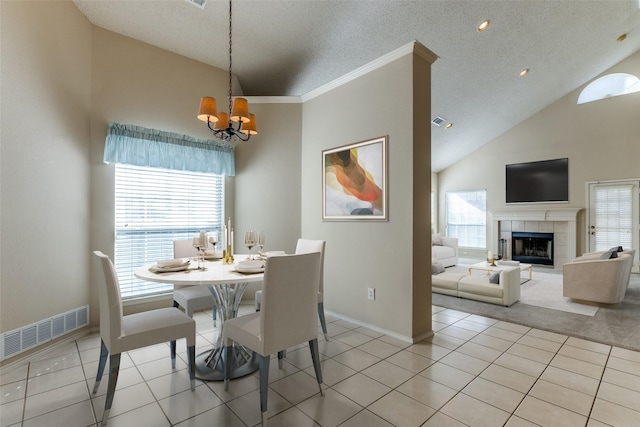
[184,0,207,10]
[431,116,447,127]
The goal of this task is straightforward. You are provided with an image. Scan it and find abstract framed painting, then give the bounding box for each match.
[322,136,387,221]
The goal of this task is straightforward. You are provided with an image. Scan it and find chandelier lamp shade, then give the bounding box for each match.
[197,0,256,142]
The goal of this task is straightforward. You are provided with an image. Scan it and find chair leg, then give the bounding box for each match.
[187,345,196,391]
[277,350,284,369]
[93,339,109,394]
[170,340,177,369]
[255,290,262,312]
[212,304,217,327]
[318,302,329,341]
[259,354,270,427]
[101,353,121,426]
[224,345,233,391]
[309,339,324,396]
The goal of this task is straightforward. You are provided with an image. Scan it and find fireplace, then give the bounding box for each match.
[491,208,581,268]
[512,232,554,266]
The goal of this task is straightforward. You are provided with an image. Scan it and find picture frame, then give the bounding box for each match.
[322,135,387,221]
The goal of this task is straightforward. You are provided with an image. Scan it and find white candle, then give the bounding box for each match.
[488,250,493,259]
[231,229,234,254]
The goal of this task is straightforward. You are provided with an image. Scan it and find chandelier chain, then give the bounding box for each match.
[228,0,233,117]
[198,0,253,142]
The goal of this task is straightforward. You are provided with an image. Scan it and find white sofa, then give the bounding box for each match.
[432,266,520,306]
[432,236,458,267]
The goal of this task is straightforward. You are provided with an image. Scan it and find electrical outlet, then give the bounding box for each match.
[367,287,375,301]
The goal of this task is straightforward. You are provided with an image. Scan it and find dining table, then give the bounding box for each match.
[134,255,264,381]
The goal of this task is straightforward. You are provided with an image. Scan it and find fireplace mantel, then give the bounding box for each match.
[491,208,581,222]
[490,208,582,266]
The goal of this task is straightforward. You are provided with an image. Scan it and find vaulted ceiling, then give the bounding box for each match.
[73,0,640,171]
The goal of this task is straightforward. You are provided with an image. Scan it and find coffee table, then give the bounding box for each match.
[468,261,533,281]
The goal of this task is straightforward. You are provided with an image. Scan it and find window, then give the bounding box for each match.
[577,73,640,105]
[115,164,224,299]
[592,184,633,251]
[446,190,486,248]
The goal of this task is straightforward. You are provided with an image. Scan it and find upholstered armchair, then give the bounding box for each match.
[563,253,633,304]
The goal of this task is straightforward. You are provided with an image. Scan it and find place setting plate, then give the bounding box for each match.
[235,260,265,274]
[150,258,191,273]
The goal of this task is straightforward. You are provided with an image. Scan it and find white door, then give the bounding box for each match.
[588,180,639,273]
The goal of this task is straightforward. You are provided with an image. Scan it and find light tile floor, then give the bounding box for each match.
[1,304,639,427]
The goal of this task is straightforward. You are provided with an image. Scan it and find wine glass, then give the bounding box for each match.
[258,232,265,255]
[244,231,256,259]
[192,233,204,269]
[208,231,219,259]
[195,232,210,268]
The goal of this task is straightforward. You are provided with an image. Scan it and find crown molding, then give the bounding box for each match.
[244,96,302,104]
[301,40,438,102]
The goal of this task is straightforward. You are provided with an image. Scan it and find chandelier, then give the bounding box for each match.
[197,0,256,141]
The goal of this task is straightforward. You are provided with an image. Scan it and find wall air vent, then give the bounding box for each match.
[184,0,207,10]
[0,305,89,361]
[431,116,447,127]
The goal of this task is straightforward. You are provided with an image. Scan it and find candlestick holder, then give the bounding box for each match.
[487,258,496,267]
[223,245,234,265]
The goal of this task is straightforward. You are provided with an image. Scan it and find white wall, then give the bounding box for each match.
[1,1,92,332]
[438,50,640,258]
[234,100,303,298]
[300,46,435,339]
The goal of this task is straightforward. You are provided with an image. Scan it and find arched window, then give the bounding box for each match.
[577,73,640,105]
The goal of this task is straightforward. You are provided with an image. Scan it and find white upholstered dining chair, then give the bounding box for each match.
[254,238,329,340]
[92,251,196,426]
[223,252,324,426]
[173,239,218,326]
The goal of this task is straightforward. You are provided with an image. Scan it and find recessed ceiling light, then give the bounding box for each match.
[519,69,530,77]
[617,34,627,42]
[478,20,490,32]
[445,123,453,129]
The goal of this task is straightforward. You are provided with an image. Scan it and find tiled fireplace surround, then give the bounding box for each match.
[491,208,582,269]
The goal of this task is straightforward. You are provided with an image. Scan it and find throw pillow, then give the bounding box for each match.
[601,250,618,259]
[489,271,500,284]
[609,246,623,253]
[432,233,443,246]
[432,262,445,275]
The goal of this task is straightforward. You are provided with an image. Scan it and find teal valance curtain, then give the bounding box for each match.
[103,122,235,176]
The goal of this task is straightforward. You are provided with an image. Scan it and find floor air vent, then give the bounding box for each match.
[1,305,89,361]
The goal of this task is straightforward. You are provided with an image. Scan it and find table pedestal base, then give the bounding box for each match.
[195,346,259,381]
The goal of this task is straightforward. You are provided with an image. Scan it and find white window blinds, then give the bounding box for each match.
[446,190,487,248]
[594,184,633,250]
[114,164,224,299]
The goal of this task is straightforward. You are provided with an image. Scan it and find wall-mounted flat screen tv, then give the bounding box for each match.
[506,158,569,203]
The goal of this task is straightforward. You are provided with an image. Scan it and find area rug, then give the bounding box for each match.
[442,265,598,316]
[519,274,598,316]
[433,265,640,351]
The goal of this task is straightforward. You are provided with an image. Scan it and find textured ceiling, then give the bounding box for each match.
[72,0,640,171]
